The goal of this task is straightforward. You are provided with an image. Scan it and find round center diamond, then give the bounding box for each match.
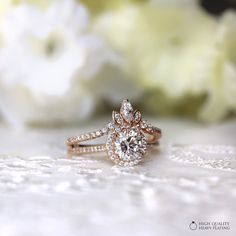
[114,128,147,162]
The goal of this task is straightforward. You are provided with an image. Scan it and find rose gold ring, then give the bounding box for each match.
[67,99,162,166]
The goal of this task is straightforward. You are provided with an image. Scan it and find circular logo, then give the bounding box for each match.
[189,221,198,230]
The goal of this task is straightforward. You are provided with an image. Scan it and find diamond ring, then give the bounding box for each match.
[67,99,162,166]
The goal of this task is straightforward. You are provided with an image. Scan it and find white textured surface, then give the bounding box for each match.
[0,118,236,236]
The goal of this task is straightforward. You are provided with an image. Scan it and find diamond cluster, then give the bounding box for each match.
[106,100,147,166]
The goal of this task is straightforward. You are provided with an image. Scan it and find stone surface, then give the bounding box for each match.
[120,99,134,123]
[114,128,147,161]
[0,118,236,236]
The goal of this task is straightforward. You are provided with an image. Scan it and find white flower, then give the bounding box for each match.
[0,0,119,127]
[95,3,236,122]
[199,11,236,121]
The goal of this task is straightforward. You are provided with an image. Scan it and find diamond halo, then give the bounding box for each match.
[106,100,147,166]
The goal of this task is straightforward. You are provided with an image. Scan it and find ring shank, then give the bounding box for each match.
[145,128,162,144]
[67,126,161,155]
[68,144,107,154]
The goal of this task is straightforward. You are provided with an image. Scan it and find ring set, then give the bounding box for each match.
[67,99,162,166]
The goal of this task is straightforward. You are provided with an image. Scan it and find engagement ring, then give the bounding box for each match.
[67,99,162,166]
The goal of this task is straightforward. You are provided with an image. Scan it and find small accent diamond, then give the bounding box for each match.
[107,122,115,130]
[133,110,142,124]
[101,127,108,134]
[112,111,123,125]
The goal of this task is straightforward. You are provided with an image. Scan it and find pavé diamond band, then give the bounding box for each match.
[67,99,162,166]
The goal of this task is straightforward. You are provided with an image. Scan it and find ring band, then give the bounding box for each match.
[67,99,162,166]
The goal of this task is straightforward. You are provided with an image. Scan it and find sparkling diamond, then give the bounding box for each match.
[112,111,123,125]
[107,122,115,130]
[133,110,142,123]
[141,120,148,129]
[101,127,108,134]
[120,99,134,123]
[114,128,147,162]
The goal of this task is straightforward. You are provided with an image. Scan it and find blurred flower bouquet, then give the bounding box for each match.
[0,0,235,127]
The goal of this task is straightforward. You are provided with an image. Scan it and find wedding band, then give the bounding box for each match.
[67,99,162,166]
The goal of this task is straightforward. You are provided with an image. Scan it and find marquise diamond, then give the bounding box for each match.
[120,99,134,123]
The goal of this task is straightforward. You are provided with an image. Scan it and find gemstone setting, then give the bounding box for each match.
[106,126,147,166]
[120,99,134,123]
